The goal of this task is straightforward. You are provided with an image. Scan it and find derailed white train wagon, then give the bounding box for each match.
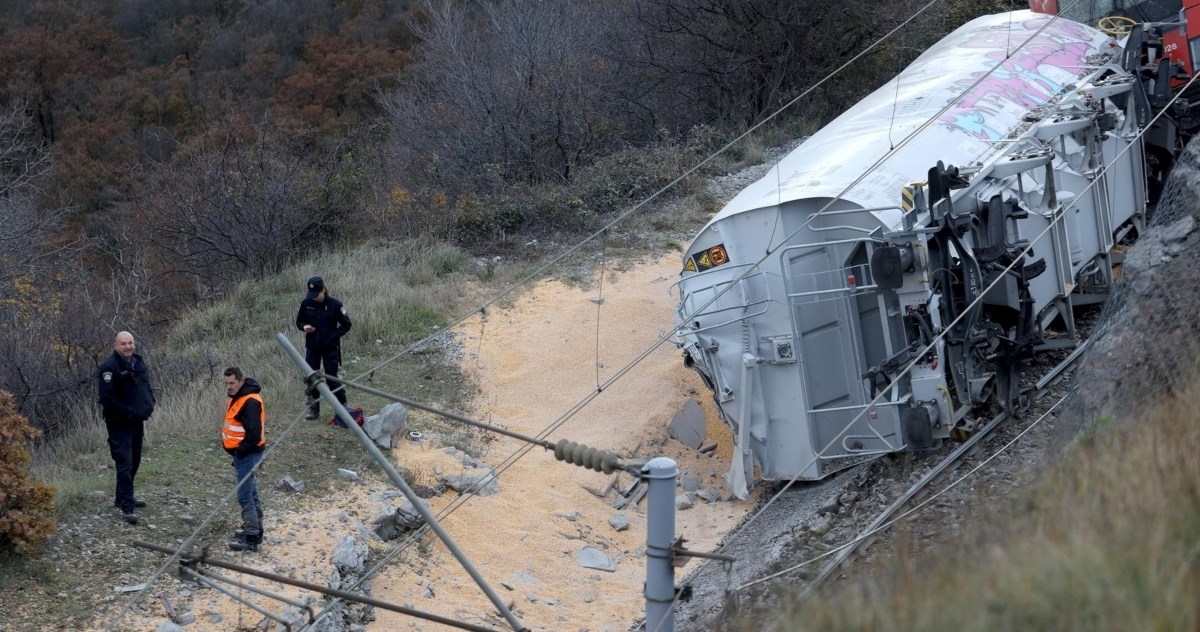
[674,11,1164,497]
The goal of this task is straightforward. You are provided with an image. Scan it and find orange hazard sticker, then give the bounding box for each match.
[708,245,728,265]
[683,243,730,273]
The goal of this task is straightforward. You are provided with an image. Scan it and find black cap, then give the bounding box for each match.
[305,276,325,300]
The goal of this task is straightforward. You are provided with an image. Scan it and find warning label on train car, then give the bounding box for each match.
[683,244,729,273]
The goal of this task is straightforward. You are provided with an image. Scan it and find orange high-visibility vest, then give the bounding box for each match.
[223,393,266,450]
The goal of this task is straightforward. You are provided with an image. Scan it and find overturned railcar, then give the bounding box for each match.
[674,11,1179,497]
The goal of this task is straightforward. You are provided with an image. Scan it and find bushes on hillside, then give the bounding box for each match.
[0,392,57,554]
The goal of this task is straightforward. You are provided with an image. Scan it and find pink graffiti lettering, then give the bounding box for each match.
[938,19,1095,140]
[1030,0,1058,13]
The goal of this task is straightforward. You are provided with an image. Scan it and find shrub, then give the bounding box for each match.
[0,392,58,554]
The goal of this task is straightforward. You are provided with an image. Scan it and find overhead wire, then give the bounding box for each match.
[317,1,1087,627]
[340,0,952,392]
[53,3,1059,627]
[197,567,313,617]
[291,2,958,628]
[673,0,1097,561]
[335,8,1141,632]
[101,407,321,630]
[93,1,956,629]
[652,18,1199,632]
[110,8,1161,632]
[738,391,1068,592]
[647,0,1145,627]
[133,539,500,632]
[324,3,1114,629]
[596,229,607,389]
[181,567,294,630]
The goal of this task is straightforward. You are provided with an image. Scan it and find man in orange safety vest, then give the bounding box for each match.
[223,366,266,552]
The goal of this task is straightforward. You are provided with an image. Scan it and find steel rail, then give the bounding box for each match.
[195,567,314,621]
[802,410,1008,594]
[181,567,294,631]
[133,540,500,632]
[800,338,1091,596]
[277,333,526,632]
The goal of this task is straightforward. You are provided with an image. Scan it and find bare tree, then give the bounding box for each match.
[0,99,96,432]
[608,0,890,128]
[129,121,359,303]
[383,0,622,196]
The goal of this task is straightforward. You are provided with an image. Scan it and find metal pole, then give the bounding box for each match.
[644,457,678,632]
[275,333,527,632]
[181,567,294,631]
[309,371,555,449]
[133,541,495,632]
[197,567,314,617]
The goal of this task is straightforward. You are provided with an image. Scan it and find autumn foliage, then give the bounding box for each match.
[0,392,57,554]
[0,0,1013,438]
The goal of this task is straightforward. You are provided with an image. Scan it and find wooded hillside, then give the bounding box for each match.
[0,0,1004,436]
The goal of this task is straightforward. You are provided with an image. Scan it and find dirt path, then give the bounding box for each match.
[366,253,753,631]
[121,253,754,632]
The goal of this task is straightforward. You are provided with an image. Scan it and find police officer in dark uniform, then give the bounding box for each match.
[295,276,352,419]
[98,331,156,524]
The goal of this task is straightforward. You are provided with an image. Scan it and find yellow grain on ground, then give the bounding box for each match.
[121,253,755,632]
[367,252,756,631]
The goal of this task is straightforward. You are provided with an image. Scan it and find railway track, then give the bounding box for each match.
[801,337,1092,595]
[667,306,1103,632]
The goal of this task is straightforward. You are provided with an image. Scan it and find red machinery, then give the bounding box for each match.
[1031,1,1200,79]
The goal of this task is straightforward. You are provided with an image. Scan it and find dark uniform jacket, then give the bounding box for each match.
[224,378,265,457]
[98,351,156,426]
[295,296,352,352]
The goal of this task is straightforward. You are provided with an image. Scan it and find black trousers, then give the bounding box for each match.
[305,345,346,406]
[106,418,144,512]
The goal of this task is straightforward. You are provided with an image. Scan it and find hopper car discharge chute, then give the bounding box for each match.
[673,10,1196,498]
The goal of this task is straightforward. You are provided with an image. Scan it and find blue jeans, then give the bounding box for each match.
[106,419,144,512]
[232,452,263,538]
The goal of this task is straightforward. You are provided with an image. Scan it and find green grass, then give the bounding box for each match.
[729,136,768,166]
[0,237,486,629]
[751,376,1200,631]
[359,296,446,344]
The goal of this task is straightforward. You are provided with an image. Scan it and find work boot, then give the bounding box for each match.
[306,402,319,421]
[121,511,139,525]
[235,514,264,539]
[235,507,264,538]
[229,519,262,551]
[228,537,259,552]
[235,504,264,541]
[115,498,147,509]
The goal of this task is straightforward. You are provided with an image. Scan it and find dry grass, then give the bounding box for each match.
[757,377,1200,631]
[30,237,479,512]
[1,237,489,628]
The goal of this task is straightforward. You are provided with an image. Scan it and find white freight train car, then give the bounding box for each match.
[674,11,1162,497]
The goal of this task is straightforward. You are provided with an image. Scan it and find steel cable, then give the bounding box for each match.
[652,16,1199,632]
[97,1,956,628]
[293,2,958,628]
[738,392,1068,592]
[101,407,317,630]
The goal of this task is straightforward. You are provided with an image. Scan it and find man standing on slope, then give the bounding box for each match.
[98,331,156,525]
[295,276,352,420]
[223,367,266,552]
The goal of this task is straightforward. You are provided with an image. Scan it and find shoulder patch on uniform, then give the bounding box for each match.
[341,307,348,316]
[102,372,113,383]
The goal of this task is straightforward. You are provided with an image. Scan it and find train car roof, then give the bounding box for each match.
[704,10,1114,231]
